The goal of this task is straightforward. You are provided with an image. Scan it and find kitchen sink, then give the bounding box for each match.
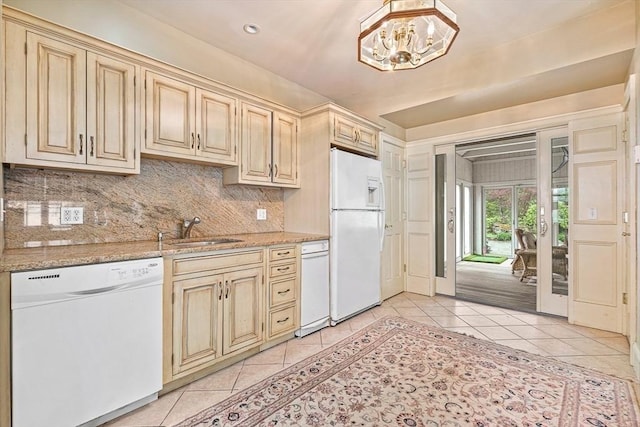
[168,238,243,247]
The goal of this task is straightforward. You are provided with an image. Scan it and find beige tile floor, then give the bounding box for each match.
[106,292,637,426]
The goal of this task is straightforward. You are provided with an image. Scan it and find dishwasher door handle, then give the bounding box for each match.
[301,252,329,260]
[68,284,126,296]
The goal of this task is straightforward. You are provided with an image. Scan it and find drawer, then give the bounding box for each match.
[269,277,296,307]
[269,305,296,337]
[269,261,296,278]
[269,245,296,262]
[173,250,263,276]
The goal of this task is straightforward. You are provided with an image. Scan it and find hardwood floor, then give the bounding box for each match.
[454,260,569,313]
[455,260,537,313]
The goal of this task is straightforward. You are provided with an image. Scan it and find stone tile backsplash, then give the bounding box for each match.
[3,159,284,248]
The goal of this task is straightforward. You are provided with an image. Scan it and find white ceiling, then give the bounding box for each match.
[117,0,635,129]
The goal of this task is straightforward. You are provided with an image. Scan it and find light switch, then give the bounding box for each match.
[588,207,598,220]
[257,209,267,220]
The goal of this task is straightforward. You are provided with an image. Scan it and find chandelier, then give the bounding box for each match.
[358,0,459,71]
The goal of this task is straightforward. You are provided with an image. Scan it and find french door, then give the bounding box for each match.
[537,127,569,316]
[434,145,456,296]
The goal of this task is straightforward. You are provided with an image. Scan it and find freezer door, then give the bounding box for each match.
[330,210,381,323]
[331,148,383,210]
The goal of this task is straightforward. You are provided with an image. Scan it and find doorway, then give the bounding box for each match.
[435,131,568,315]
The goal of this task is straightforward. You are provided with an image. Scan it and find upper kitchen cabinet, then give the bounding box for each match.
[143,70,238,166]
[4,23,140,174]
[331,106,381,157]
[223,102,300,188]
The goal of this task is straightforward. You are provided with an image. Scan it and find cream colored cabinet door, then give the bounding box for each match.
[223,267,264,354]
[26,32,86,164]
[86,53,137,170]
[172,274,223,375]
[196,88,237,164]
[240,103,273,184]
[333,115,358,146]
[145,71,196,156]
[272,111,299,186]
[357,126,378,156]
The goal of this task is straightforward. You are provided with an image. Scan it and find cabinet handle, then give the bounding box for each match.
[268,163,272,177]
[218,282,223,300]
[354,130,360,143]
[225,280,229,299]
[79,134,84,155]
[276,317,290,324]
[191,132,195,149]
[277,251,290,256]
[276,266,290,272]
[274,164,278,177]
[277,289,290,295]
[90,136,94,156]
[197,134,201,150]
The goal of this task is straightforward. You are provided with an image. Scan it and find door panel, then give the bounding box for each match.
[381,137,405,300]
[405,146,433,295]
[172,274,223,375]
[223,267,263,354]
[241,103,272,183]
[569,114,624,332]
[146,71,195,155]
[26,32,86,163]
[537,128,568,317]
[86,53,137,169]
[434,145,456,296]
[196,88,237,164]
[272,111,298,186]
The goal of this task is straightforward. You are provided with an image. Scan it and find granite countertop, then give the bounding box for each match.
[0,232,329,272]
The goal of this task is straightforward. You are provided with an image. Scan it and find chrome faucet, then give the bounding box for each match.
[181,216,201,239]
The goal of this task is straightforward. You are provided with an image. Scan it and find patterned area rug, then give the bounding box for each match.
[174,317,639,427]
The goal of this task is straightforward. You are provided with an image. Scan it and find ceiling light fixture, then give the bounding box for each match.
[358,0,459,71]
[243,23,260,35]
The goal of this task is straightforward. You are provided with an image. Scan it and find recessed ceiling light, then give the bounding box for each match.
[243,24,260,35]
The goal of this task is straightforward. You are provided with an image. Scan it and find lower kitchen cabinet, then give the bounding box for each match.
[266,245,300,340]
[167,249,265,381]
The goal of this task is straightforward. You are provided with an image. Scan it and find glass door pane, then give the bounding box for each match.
[463,185,472,256]
[551,137,569,296]
[483,187,513,256]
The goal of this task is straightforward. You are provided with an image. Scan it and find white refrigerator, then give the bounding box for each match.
[330,148,384,324]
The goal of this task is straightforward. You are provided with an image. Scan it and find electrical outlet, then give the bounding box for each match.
[60,207,84,225]
[257,208,267,220]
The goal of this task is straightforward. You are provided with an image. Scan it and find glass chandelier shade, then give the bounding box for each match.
[358,0,459,71]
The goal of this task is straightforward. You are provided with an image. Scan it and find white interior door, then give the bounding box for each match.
[568,113,625,332]
[537,127,569,317]
[435,145,456,296]
[381,135,405,300]
[405,144,433,295]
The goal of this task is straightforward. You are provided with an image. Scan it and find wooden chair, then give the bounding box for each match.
[512,228,568,281]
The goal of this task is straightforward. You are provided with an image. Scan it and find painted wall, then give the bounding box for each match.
[406,85,624,142]
[3,160,283,248]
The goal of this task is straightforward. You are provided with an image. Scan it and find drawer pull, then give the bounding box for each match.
[276,316,290,324]
[276,266,290,272]
[277,289,290,295]
[277,251,291,256]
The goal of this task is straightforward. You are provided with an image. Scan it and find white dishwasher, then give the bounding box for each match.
[11,257,163,427]
[296,240,330,337]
